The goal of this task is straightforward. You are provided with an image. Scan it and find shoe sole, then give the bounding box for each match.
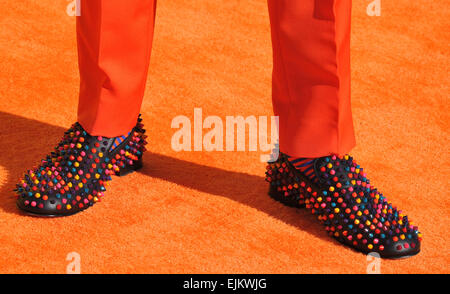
[17,161,143,218]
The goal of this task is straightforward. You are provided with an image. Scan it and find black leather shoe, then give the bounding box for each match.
[15,115,147,217]
[265,152,421,258]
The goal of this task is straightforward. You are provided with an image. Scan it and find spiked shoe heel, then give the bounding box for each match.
[265,153,308,208]
[117,156,143,177]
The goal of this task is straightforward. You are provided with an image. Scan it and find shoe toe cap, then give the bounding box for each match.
[378,236,421,259]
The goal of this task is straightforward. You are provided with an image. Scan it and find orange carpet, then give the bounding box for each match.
[0,0,449,274]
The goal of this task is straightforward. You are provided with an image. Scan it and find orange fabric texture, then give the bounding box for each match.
[77,0,157,137]
[0,0,449,273]
[77,0,355,157]
[269,0,355,157]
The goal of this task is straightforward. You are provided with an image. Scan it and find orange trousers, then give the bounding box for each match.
[77,0,355,157]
